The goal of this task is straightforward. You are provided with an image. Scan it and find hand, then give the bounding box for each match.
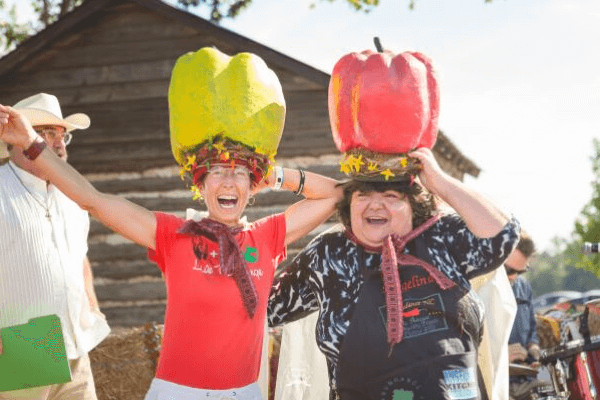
[408,147,447,195]
[528,344,541,361]
[509,343,529,363]
[0,105,38,149]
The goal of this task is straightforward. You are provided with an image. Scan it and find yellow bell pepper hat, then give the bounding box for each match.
[169,47,286,187]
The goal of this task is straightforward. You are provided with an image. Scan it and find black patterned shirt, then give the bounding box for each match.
[268,213,520,388]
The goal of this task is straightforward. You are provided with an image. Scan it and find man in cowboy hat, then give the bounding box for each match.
[0,93,110,399]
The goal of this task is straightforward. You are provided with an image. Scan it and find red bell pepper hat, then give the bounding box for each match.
[329,38,440,181]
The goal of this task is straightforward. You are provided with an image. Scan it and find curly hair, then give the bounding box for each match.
[336,179,438,231]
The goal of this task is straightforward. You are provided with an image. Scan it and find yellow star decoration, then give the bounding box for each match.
[380,169,395,181]
[219,151,230,161]
[212,142,227,153]
[339,159,352,174]
[191,185,203,201]
[345,154,357,170]
[399,158,408,168]
[351,154,364,173]
[184,155,196,171]
[179,167,187,179]
[368,162,378,172]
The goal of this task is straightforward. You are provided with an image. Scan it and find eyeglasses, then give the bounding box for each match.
[505,264,531,276]
[34,126,73,146]
[207,165,250,180]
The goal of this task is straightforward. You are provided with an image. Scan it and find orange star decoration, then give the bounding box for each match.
[380,169,395,181]
[219,151,230,161]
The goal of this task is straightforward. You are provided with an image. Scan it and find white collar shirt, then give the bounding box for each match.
[0,161,110,359]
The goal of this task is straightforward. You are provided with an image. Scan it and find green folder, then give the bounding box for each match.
[0,314,71,392]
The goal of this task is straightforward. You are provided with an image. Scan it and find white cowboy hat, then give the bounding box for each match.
[13,93,90,132]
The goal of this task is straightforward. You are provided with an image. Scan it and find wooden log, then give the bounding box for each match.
[41,34,212,70]
[101,304,166,327]
[81,13,198,44]
[91,259,162,280]
[88,243,147,262]
[7,59,176,93]
[89,164,344,194]
[96,281,166,302]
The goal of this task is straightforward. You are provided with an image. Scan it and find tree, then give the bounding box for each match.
[569,138,600,278]
[530,138,600,283]
[0,0,83,52]
[1,0,498,53]
[176,0,381,23]
[0,0,32,51]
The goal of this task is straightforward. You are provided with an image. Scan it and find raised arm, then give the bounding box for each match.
[410,147,509,238]
[261,167,342,246]
[0,105,157,250]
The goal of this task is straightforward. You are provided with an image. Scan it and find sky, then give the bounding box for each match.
[4,0,600,252]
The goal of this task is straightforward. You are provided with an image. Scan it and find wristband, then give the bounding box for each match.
[23,138,47,161]
[295,168,306,196]
[273,166,284,191]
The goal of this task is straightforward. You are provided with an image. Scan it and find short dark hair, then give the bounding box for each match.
[516,229,536,258]
[336,179,437,231]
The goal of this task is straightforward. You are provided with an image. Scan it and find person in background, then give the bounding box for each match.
[506,231,539,400]
[0,93,110,400]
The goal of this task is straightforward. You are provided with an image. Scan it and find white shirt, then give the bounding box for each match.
[0,161,110,359]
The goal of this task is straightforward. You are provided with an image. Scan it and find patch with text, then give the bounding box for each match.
[442,368,477,400]
[379,293,449,339]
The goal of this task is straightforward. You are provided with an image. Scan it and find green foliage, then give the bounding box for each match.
[527,249,567,297]
[528,246,600,297]
[0,1,32,52]
[570,138,600,277]
[30,0,84,27]
[176,0,253,22]
[0,0,83,54]
[312,0,380,13]
[526,139,600,298]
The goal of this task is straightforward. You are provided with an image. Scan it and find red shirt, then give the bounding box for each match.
[148,212,287,389]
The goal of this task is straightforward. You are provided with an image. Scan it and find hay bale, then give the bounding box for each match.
[536,314,560,349]
[90,323,163,400]
[585,302,600,336]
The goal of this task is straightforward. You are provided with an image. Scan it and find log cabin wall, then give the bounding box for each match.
[0,0,479,327]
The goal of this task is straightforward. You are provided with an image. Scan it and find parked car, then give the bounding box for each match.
[581,289,600,304]
[533,290,583,313]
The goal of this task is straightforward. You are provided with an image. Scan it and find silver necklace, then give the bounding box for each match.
[8,162,52,221]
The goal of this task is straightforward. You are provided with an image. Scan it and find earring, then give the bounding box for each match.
[248,196,256,206]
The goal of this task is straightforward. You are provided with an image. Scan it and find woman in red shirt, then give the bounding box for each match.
[0,48,342,400]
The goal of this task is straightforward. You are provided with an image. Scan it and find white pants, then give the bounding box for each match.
[144,378,263,400]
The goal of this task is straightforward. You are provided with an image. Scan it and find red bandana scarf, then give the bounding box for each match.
[178,218,258,318]
[347,214,456,351]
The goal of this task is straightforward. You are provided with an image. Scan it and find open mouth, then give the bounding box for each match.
[365,216,388,225]
[217,195,238,209]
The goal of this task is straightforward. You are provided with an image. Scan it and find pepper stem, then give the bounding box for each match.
[374,37,383,52]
